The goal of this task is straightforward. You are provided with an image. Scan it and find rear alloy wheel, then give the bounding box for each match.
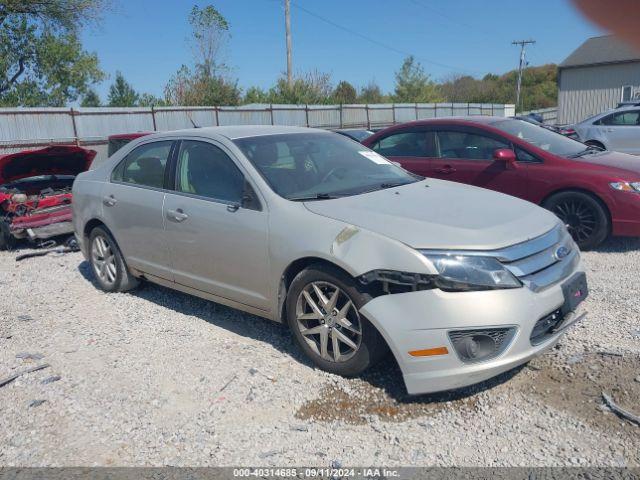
[286,264,387,377]
[89,226,139,292]
[543,191,609,250]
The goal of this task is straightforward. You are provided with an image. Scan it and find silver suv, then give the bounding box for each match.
[72,126,588,395]
[572,106,640,154]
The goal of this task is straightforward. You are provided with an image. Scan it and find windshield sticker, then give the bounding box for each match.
[359,151,391,165]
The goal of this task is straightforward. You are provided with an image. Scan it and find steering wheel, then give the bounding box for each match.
[321,167,350,183]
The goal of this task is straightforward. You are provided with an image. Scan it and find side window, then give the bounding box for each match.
[372,131,434,157]
[176,140,244,203]
[515,147,539,163]
[112,141,172,188]
[436,131,508,160]
[601,110,640,126]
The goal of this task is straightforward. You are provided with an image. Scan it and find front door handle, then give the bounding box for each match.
[435,165,457,174]
[103,195,117,207]
[166,208,189,222]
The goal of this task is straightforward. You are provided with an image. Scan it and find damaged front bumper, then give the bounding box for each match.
[8,206,74,240]
[359,264,587,395]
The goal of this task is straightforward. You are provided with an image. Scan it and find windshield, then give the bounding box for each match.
[491,119,587,157]
[233,132,420,200]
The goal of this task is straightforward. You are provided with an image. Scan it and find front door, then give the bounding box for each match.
[101,140,174,280]
[163,139,271,311]
[429,128,528,199]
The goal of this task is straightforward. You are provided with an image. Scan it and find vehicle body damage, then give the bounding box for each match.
[0,146,96,249]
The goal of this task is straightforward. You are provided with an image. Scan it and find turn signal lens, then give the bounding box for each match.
[408,346,449,357]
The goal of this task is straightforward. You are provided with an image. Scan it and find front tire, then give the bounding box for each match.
[543,191,609,250]
[88,226,139,292]
[286,264,387,377]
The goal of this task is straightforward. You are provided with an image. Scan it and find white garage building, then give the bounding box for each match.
[558,35,640,124]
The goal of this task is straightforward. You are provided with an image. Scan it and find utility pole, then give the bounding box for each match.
[285,0,293,88]
[512,39,535,110]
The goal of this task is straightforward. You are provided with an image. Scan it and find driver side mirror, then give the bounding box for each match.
[493,148,517,168]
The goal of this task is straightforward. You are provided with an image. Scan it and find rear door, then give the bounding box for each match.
[369,129,435,176]
[102,140,175,279]
[430,127,528,198]
[595,110,640,154]
[163,139,271,311]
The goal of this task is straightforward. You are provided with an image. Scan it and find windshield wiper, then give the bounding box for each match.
[568,145,602,158]
[358,181,414,195]
[289,193,339,201]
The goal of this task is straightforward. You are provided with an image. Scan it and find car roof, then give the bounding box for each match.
[398,115,508,126]
[156,125,325,140]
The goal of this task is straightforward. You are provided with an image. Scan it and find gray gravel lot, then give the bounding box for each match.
[1,238,639,467]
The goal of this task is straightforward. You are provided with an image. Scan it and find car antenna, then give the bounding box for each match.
[186,111,200,129]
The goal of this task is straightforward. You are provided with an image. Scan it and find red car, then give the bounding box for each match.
[0,145,96,249]
[362,117,640,249]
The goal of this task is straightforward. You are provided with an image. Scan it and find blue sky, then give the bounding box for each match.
[81,0,603,100]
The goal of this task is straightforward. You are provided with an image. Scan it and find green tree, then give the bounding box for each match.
[137,92,169,107]
[332,80,357,104]
[165,65,241,106]
[358,82,385,103]
[107,71,139,107]
[268,70,333,104]
[81,89,101,107]
[243,86,269,104]
[393,56,441,103]
[0,0,105,106]
[165,5,240,106]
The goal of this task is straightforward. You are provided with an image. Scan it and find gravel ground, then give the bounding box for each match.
[0,237,639,467]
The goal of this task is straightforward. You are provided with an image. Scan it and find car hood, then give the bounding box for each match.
[304,180,560,250]
[571,150,640,176]
[0,146,96,184]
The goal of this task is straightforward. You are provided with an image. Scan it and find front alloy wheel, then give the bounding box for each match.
[286,264,387,377]
[295,281,362,362]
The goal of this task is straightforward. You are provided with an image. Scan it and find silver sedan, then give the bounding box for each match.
[72,126,587,394]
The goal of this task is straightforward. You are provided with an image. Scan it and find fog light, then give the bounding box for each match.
[11,193,27,203]
[448,328,516,363]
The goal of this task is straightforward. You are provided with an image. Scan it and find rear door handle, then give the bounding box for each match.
[103,195,117,207]
[435,165,457,174]
[166,209,189,222]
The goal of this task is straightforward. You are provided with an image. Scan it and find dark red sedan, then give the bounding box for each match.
[362,117,640,249]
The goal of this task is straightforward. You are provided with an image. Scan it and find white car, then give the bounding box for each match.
[72,126,588,395]
[572,106,640,155]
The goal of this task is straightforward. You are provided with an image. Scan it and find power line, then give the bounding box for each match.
[289,1,481,76]
[512,39,536,109]
[284,0,292,87]
[408,0,495,39]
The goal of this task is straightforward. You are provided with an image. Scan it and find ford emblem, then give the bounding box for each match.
[554,246,571,260]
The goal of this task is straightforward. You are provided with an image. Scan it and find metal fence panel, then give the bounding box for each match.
[0,108,75,143]
[0,103,517,163]
[272,105,307,126]
[154,107,218,130]
[74,108,155,139]
[393,104,418,123]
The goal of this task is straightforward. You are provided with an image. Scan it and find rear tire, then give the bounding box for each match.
[542,191,609,250]
[88,226,139,292]
[0,221,16,251]
[286,263,387,377]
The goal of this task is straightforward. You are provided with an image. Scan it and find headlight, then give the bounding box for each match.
[422,254,521,291]
[610,181,640,193]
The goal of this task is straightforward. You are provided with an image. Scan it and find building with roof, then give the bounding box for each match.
[558,35,640,124]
